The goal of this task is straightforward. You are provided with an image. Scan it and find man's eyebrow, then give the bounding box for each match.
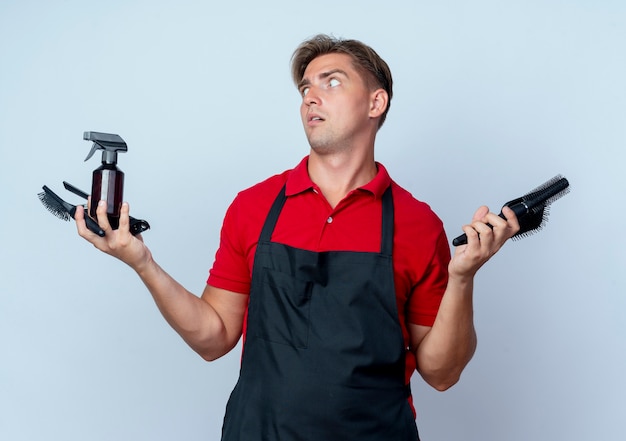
[319,68,348,79]
[297,78,310,90]
[298,69,349,90]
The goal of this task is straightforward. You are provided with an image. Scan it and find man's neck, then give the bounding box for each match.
[307,149,377,209]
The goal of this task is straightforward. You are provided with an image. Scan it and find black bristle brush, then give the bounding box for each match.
[38,185,106,237]
[452,175,570,246]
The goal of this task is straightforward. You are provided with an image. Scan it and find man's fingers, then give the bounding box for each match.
[95,200,113,232]
[501,206,521,235]
[74,204,90,237]
[471,205,489,222]
[75,204,106,243]
[118,202,131,232]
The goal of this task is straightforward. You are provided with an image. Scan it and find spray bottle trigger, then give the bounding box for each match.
[84,142,99,161]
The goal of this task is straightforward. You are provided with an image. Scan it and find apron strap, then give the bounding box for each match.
[380,185,394,257]
[259,185,287,242]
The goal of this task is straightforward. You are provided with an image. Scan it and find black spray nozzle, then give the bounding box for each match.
[84,131,127,164]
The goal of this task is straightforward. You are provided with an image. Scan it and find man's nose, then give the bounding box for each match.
[303,87,320,106]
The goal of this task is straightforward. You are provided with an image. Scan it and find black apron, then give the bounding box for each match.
[221,185,419,441]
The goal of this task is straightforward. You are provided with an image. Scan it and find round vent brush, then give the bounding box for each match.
[452,175,570,246]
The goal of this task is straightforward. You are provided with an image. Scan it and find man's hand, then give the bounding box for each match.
[449,205,520,280]
[75,199,152,273]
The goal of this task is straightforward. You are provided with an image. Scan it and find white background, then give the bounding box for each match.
[1,1,624,440]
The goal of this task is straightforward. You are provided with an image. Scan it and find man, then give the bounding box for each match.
[76,34,519,440]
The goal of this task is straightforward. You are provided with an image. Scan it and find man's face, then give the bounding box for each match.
[298,53,376,154]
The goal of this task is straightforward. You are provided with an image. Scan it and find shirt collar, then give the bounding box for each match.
[286,155,392,199]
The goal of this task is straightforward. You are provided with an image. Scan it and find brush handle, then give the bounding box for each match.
[451,203,528,246]
[129,218,150,235]
[85,215,106,237]
[69,206,106,237]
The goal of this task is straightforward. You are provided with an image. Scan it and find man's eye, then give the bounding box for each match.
[301,87,310,96]
[329,78,340,88]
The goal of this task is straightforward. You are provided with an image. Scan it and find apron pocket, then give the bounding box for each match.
[254,267,313,349]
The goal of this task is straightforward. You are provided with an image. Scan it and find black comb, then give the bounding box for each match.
[452,175,570,246]
[38,185,106,237]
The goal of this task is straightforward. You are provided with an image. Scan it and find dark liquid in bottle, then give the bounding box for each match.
[90,165,124,229]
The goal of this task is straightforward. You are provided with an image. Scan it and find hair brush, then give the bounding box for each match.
[38,185,105,236]
[452,175,570,246]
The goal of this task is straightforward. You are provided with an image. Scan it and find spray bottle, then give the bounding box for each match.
[83,131,127,229]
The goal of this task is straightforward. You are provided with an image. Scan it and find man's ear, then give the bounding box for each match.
[369,88,389,119]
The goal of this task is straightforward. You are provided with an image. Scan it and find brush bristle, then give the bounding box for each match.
[38,190,71,222]
[510,174,569,240]
[522,175,570,214]
[508,203,546,240]
[511,211,546,241]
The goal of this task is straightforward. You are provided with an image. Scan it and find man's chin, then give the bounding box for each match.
[307,134,336,153]
[309,142,336,155]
